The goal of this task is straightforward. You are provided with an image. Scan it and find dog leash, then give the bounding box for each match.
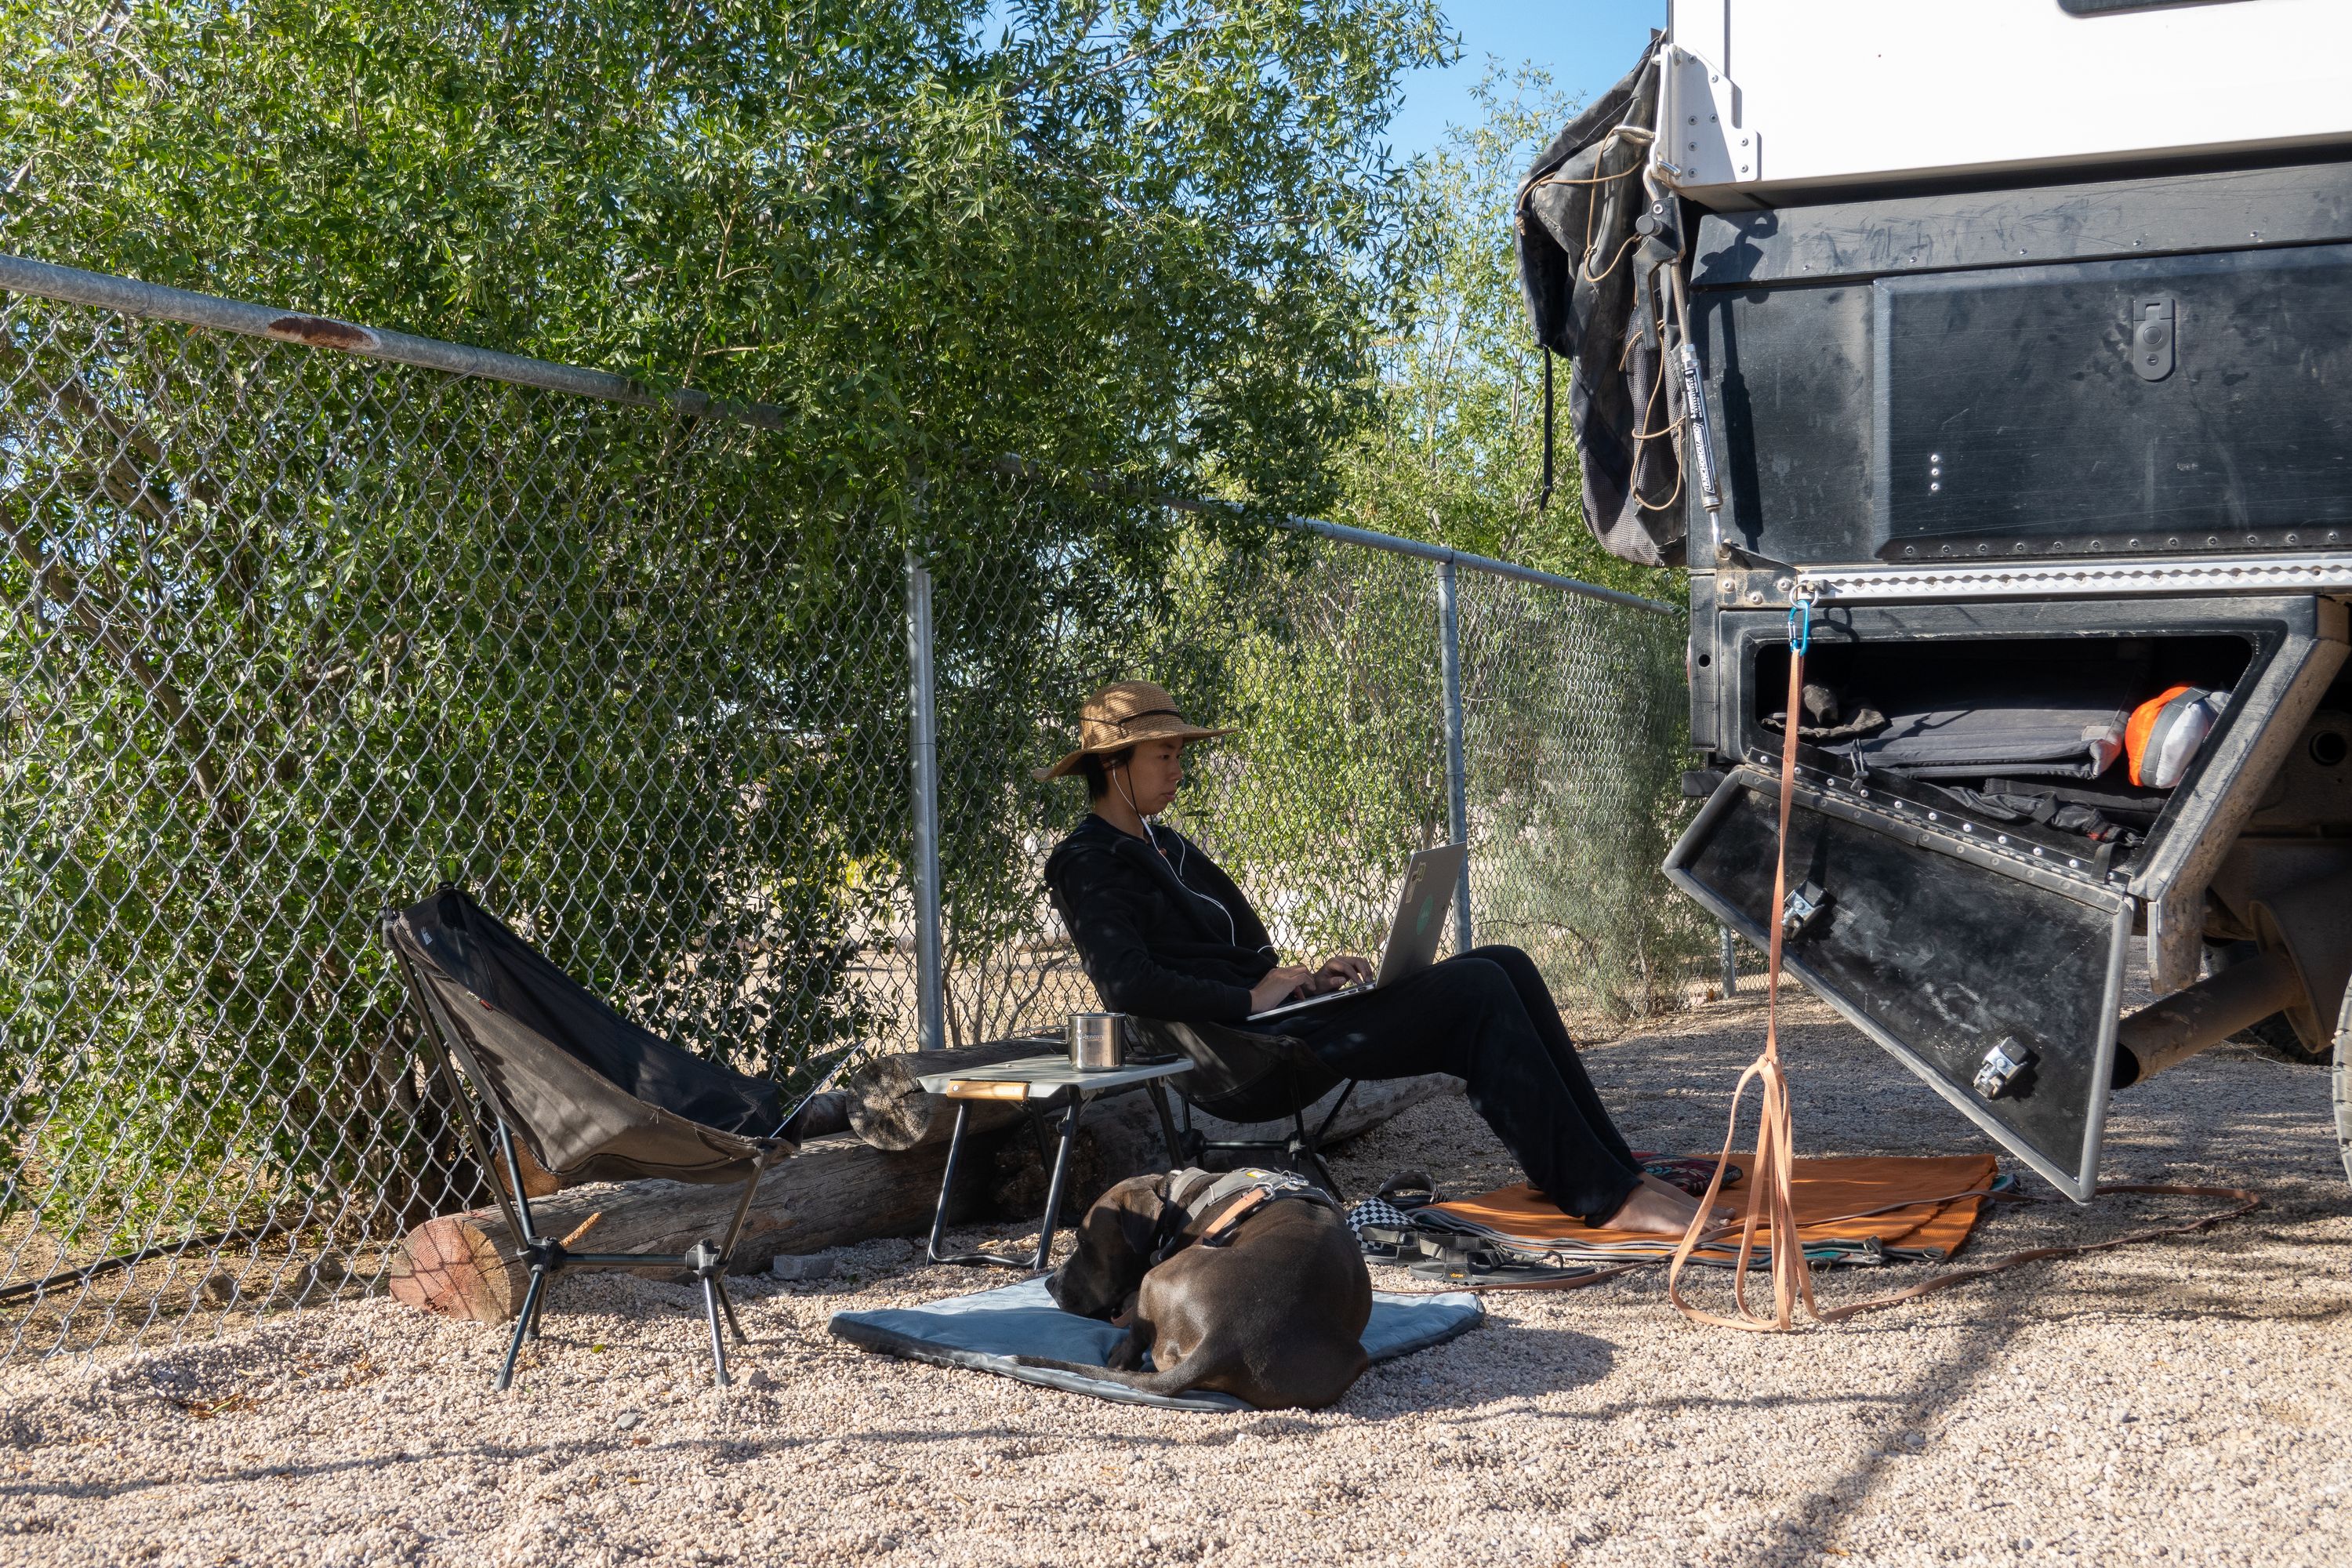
[1665,590,1819,1330]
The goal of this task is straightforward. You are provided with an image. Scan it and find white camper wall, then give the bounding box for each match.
[1664,0,2352,201]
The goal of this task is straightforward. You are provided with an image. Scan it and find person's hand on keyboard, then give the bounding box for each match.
[1248,964,1314,1013]
[1312,954,1374,993]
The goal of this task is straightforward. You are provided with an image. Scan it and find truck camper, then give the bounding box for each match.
[1518,0,2352,1199]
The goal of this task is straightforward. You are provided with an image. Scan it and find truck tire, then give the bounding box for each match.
[2334,976,2352,1188]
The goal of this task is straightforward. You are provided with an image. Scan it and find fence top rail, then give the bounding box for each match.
[2,250,1680,615]
[0,251,789,430]
[1156,495,1680,616]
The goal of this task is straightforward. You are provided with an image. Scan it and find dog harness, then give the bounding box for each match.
[1152,1167,1335,1264]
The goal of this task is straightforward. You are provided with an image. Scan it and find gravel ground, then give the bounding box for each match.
[5,989,2349,1567]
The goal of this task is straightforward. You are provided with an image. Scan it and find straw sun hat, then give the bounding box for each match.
[1034,681,1236,782]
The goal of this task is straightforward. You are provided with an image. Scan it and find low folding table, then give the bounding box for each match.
[920,1053,1189,1272]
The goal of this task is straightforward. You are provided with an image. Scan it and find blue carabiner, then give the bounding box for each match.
[1788,590,1814,657]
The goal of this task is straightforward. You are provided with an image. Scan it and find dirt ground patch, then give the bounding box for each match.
[5,990,2349,1567]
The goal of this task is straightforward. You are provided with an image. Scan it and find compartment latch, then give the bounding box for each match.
[2131,298,2175,383]
[1973,1036,2039,1101]
[1781,879,1832,938]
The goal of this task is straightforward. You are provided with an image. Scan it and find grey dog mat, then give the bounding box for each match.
[829,1277,1484,1412]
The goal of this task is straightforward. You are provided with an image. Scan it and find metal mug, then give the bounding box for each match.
[1066,1011,1126,1073]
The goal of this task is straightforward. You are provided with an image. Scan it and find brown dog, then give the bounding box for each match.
[1037,1168,1373,1410]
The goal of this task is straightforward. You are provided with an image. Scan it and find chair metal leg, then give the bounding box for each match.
[701,1274,731,1387]
[713,1152,770,1261]
[926,1102,974,1265]
[1146,1080,1184,1169]
[499,1266,548,1392]
[494,1122,542,1242]
[714,1276,749,1345]
[1031,1095,1083,1272]
[1312,1079,1359,1146]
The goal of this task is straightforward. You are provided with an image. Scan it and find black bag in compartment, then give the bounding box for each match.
[1835,647,2154,782]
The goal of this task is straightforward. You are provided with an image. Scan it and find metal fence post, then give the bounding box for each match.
[1719,923,1740,998]
[906,548,947,1052]
[1436,557,1474,954]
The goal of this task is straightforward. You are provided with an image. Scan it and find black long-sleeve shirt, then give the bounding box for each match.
[1043,814,1277,1024]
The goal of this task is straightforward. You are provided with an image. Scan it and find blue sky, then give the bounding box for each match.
[971,3,1667,161]
[1385,1,1664,161]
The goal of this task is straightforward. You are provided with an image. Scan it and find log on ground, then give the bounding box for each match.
[844,1037,1055,1151]
[387,1130,1006,1324]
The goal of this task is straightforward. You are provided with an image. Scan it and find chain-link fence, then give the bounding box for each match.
[0,256,1704,1362]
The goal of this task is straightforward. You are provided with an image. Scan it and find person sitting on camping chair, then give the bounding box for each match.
[1040,681,1716,1236]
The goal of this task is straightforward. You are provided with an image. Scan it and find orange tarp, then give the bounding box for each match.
[1428,1152,2001,1261]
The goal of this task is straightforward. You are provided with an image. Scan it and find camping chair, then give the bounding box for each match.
[1042,884,1361,1195]
[380,887,796,1392]
[1124,1018,1358,1197]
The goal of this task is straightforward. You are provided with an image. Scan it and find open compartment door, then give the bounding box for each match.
[1666,768,2133,1200]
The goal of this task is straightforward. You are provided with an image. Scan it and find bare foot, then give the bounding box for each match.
[1639,1172,1737,1227]
[1602,1181,1708,1236]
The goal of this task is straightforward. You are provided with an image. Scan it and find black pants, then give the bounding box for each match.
[1261,944,1642,1223]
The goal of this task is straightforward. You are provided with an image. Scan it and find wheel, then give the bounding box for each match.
[2211,940,2331,1065]
[2335,976,2352,1188]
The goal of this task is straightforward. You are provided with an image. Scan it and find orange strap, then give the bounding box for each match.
[1668,602,1818,1330]
[1194,1188,1272,1245]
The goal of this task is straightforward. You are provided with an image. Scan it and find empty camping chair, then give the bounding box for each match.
[1125,1018,1357,1196]
[381,887,796,1391]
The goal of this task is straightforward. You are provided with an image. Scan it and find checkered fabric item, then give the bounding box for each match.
[1344,1195,1417,1243]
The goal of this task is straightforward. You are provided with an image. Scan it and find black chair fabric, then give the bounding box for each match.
[387,888,786,1186]
[1126,1017,1341,1125]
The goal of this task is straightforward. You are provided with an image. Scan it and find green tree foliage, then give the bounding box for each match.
[0,0,1450,1249]
[2,0,1447,508]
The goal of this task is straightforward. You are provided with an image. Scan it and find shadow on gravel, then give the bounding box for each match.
[1733,1272,2053,1568]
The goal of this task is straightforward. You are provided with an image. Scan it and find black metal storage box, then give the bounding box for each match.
[1690,158,2352,568]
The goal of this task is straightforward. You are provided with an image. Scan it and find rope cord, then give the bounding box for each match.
[1667,597,1821,1330]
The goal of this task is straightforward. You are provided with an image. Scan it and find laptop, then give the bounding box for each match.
[1247,843,1468,1022]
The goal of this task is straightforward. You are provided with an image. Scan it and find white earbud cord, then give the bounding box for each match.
[1112,764,1254,951]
